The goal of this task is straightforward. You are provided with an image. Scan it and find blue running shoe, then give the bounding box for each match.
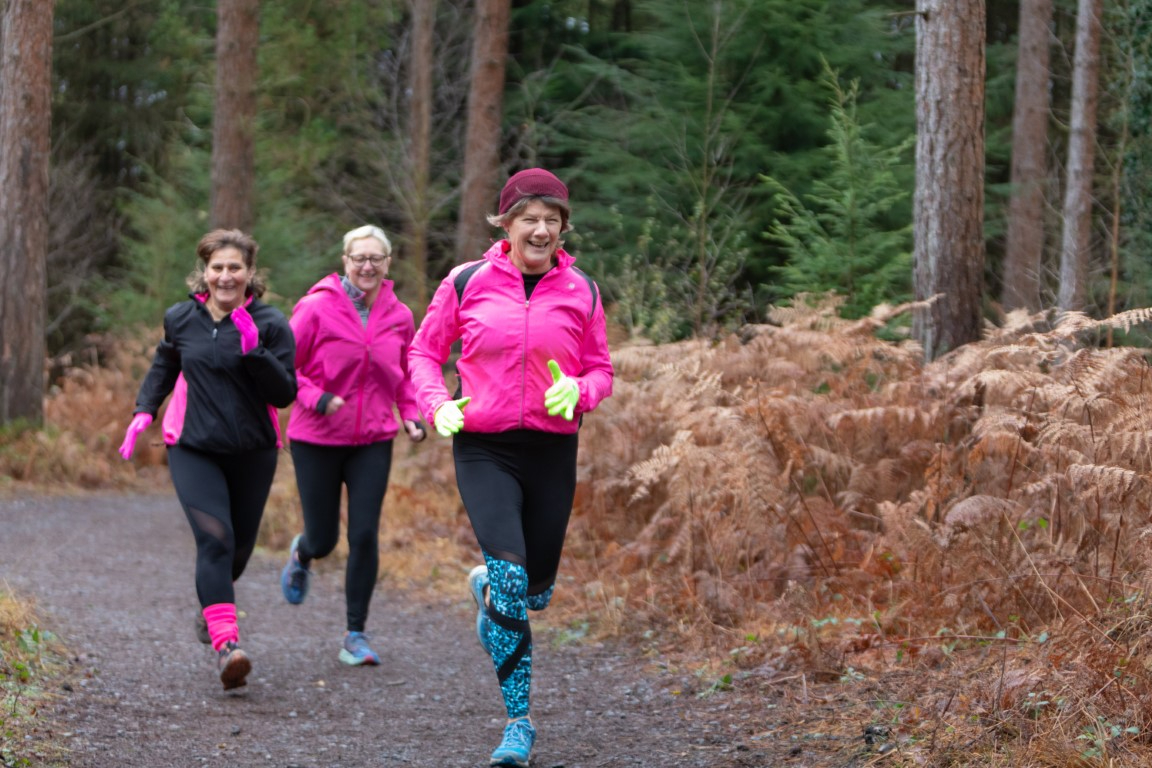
[490,717,535,767]
[468,564,493,656]
[280,534,310,605]
[338,631,380,666]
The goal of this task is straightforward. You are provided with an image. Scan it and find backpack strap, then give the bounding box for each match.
[569,266,599,320]
[453,261,487,302]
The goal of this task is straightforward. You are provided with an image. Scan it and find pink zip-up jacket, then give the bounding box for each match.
[287,274,421,445]
[408,240,614,434]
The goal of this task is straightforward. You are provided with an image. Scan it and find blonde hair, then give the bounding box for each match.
[342,225,393,256]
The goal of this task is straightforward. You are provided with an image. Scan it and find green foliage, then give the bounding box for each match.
[101,145,210,331]
[50,0,927,350]
[1111,0,1152,314]
[763,63,912,318]
[501,0,914,338]
[0,608,61,768]
[49,0,210,354]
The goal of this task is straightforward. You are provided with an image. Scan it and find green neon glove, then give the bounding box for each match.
[434,396,470,437]
[544,360,579,421]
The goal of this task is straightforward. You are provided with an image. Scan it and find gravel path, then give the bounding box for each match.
[0,493,781,767]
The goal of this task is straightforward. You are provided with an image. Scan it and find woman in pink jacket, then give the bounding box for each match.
[408,168,613,768]
[280,225,426,667]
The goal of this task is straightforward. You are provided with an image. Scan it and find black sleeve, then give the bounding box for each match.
[241,308,297,408]
[133,312,182,416]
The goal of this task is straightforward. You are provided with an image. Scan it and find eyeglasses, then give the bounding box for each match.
[347,253,388,266]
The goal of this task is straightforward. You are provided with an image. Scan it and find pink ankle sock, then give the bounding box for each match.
[202,603,239,652]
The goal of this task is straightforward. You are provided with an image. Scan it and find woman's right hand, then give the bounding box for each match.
[118,413,154,460]
[433,397,470,437]
[323,395,346,416]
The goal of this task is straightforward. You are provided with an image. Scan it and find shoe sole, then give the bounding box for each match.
[219,649,251,690]
[338,649,380,666]
[489,754,530,768]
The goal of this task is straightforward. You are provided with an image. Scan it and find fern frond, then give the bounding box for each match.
[1103,307,1152,332]
[1052,310,1096,338]
[1066,463,1144,502]
[938,495,1020,546]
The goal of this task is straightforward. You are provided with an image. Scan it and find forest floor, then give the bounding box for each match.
[0,491,901,768]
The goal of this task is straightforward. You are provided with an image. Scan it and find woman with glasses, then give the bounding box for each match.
[279,225,425,666]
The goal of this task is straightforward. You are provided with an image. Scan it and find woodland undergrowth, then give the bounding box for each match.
[11,298,1152,764]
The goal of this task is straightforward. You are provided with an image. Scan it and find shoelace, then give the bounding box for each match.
[502,719,534,750]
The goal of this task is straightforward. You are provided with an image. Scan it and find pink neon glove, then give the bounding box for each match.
[118,413,154,460]
[231,306,258,354]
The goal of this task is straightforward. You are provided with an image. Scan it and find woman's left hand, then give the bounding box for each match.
[404,419,426,443]
[231,306,259,354]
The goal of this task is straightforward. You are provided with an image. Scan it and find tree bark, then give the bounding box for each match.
[1002,0,1053,313]
[211,0,261,232]
[912,0,987,362]
[1057,0,1102,312]
[0,0,54,426]
[455,0,510,261]
[406,0,437,309]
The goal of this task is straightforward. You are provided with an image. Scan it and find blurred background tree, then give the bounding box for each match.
[24,0,1150,365]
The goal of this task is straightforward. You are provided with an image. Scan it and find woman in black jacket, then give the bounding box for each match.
[118,229,296,691]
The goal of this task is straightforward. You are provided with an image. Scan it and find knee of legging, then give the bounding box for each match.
[197,535,233,564]
[526,585,554,611]
[345,526,380,555]
[486,558,529,617]
[304,531,339,560]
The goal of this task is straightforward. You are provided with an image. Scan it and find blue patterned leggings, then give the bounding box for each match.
[483,554,555,719]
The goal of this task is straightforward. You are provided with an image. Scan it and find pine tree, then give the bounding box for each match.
[764,65,913,319]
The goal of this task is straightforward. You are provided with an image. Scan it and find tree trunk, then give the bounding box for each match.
[455,0,510,261]
[406,0,436,309]
[1002,0,1052,313]
[912,0,987,362]
[211,0,260,232]
[1057,0,1102,312]
[0,0,54,426]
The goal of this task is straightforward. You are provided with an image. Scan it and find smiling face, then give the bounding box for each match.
[505,200,563,275]
[205,246,254,316]
[342,236,391,303]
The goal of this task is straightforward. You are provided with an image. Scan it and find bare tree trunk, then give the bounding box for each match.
[1002,0,1052,313]
[455,0,510,261]
[912,0,986,362]
[1057,0,1102,312]
[211,0,260,232]
[0,0,54,426]
[406,0,437,309]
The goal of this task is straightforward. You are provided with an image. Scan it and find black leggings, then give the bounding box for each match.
[453,430,578,595]
[290,439,394,633]
[167,444,279,607]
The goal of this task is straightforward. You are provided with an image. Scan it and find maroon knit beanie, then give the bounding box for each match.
[498,168,569,215]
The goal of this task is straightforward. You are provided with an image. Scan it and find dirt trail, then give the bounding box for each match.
[0,493,783,768]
